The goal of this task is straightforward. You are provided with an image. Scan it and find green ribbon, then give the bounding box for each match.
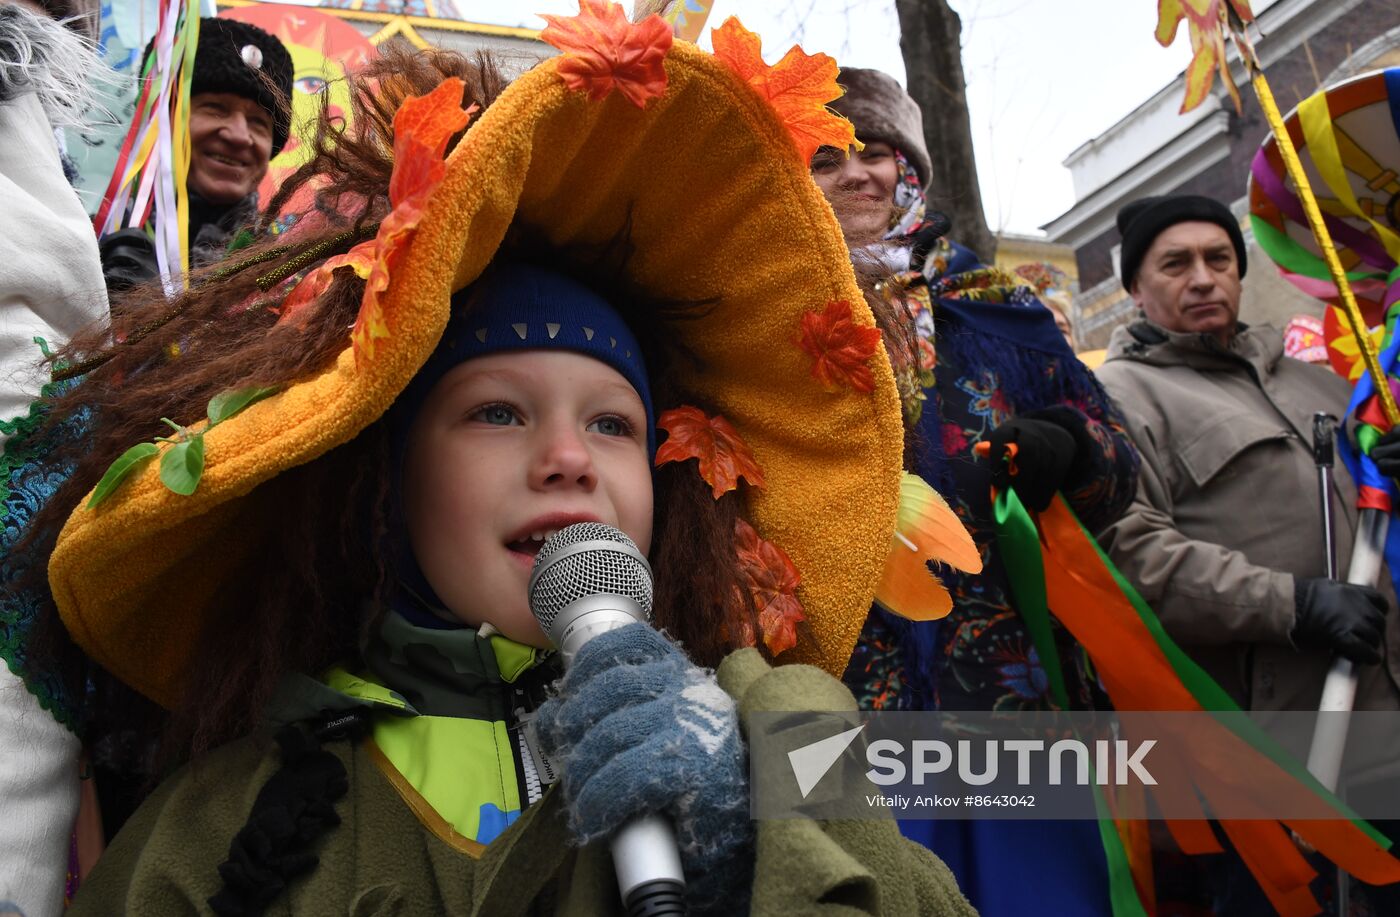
[989,486,1391,902]
[1064,500,1388,847]
[989,485,1070,709]
[990,486,1147,917]
[1252,215,1382,284]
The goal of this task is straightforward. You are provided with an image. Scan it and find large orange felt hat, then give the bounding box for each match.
[48,7,904,708]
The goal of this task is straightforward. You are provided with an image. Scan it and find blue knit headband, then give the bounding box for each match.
[394,262,655,455]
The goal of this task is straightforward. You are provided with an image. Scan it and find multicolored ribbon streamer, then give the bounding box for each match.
[1249,66,1400,611]
[990,485,1400,916]
[92,0,199,292]
[1332,304,1400,612]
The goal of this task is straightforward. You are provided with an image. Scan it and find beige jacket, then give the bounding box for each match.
[1095,320,1400,729]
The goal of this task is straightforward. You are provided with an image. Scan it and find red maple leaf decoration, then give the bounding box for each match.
[797,300,883,394]
[654,406,765,499]
[734,519,805,656]
[278,80,475,362]
[709,16,859,164]
[540,0,673,108]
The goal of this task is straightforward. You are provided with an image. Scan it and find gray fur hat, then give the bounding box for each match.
[829,67,931,188]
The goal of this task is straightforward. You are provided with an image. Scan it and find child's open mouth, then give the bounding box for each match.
[506,530,562,559]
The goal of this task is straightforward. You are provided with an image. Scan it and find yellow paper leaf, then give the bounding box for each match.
[1155,0,1256,113]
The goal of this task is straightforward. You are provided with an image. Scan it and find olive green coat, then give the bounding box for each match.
[71,649,977,916]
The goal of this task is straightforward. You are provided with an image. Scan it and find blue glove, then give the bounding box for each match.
[533,624,753,914]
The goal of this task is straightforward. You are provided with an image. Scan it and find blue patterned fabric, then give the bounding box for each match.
[841,238,1138,917]
[0,367,83,733]
[899,818,1112,917]
[845,241,1138,714]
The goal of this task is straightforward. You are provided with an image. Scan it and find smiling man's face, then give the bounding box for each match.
[186,92,273,205]
[1131,220,1242,346]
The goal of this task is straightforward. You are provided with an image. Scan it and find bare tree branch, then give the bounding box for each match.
[894,0,996,260]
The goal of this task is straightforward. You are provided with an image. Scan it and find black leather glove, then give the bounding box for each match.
[98,228,159,295]
[1371,427,1400,479]
[1292,576,1388,664]
[981,410,1082,511]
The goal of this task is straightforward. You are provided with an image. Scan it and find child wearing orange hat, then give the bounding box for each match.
[16,10,981,914]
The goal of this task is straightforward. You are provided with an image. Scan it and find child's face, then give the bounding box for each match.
[403,350,654,646]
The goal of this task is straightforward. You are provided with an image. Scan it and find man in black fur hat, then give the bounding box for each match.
[100,17,292,292]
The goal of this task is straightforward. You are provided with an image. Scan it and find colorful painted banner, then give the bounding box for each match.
[219,4,376,225]
[662,0,715,42]
[1283,313,1328,364]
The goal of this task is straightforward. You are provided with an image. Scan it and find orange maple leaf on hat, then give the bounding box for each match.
[709,16,859,164]
[654,405,765,499]
[798,299,883,394]
[734,518,805,656]
[278,79,475,361]
[540,0,673,108]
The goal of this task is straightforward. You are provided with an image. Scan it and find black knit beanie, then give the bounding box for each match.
[145,18,293,157]
[1116,194,1247,290]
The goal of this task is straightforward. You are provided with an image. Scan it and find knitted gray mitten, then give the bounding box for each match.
[534,624,753,914]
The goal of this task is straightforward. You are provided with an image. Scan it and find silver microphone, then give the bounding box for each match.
[528,523,688,916]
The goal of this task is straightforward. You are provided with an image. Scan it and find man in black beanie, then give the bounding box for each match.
[1115,193,1248,345]
[1097,194,1400,912]
[100,17,292,292]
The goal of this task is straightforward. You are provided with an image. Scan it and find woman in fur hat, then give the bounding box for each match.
[13,14,980,914]
[814,67,1141,916]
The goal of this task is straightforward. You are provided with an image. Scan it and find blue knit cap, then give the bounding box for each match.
[393,262,654,455]
[386,263,655,629]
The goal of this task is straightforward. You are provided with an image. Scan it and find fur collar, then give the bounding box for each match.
[0,4,109,130]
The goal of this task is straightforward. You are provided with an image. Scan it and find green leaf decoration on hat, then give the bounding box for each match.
[86,443,160,509]
[159,435,206,496]
[208,385,278,425]
[86,384,281,509]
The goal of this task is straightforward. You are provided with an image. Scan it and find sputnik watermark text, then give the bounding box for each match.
[749,711,1400,821]
[864,738,1156,788]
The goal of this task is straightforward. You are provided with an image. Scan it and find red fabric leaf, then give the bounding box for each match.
[654,405,765,499]
[276,240,375,328]
[276,78,474,363]
[734,519,805,656]
[389,79,474,206]
[710,17,858,163]
[797,299,883,394]
[540,0,673,108]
